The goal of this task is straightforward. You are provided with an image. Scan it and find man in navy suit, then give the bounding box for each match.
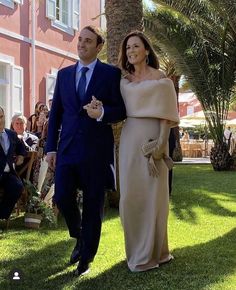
[0,106,26,221]
[46,26,126,276]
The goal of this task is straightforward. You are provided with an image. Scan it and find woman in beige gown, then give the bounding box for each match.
[118,31,179,272]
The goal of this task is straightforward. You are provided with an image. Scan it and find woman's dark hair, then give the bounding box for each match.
[118,31,159,74]
[83,25,105,46]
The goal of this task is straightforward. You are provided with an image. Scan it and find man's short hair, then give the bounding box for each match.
[83,25,105,45]
[0,106,4,114]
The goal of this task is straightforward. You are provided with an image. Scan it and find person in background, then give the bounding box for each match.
[224,126,232,148]
[168,128,176,195]
[182,130,190,141]
[48,98,53,111]
[11,113,39,151]
[31,106,49,188]
[118,31,179,272]
[28,101,45,132]
[0,106,26,221]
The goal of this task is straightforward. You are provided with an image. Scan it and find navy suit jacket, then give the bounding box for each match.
[0,129,26,177]
[46,59,126,187]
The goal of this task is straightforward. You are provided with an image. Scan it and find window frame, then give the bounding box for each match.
[0,0,23,9]
[0,54,23,128]
[46,0,79,35]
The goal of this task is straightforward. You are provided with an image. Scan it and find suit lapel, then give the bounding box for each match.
[6,130,13,157]
[66,63,80,109]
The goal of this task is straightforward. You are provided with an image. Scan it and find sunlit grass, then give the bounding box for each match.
[0,165,235,290]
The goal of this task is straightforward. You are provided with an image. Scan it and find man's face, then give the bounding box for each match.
[77,28,103,64]
[0,109,5,131]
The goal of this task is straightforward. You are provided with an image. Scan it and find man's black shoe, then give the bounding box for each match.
[74,261,90,277]
[70,240,81,264]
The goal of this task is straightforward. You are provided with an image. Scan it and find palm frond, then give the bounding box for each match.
[144,2,236,143]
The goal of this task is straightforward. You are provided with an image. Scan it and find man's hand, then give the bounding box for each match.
[83,96,103,119]
[46,152,57,169]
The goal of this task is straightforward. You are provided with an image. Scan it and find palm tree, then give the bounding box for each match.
[105,0,143,206]
[159,54,182,161]
[145,0,236,170]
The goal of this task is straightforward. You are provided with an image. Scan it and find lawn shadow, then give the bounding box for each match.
[72,228,236,290]
[0,237,78,290]
[171,165,236,222]
[0,209,120,290]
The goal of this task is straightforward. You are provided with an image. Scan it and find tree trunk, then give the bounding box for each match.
[105,0,143,65]
[105,0,143,207]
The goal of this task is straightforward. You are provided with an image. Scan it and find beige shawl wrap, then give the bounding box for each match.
[120,78,180,126]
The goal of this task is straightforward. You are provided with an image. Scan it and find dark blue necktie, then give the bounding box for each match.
[77,67,89,101]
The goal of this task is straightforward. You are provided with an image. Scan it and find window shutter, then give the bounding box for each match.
[46,0,57,20]
[46,73,57,103]
[72,0,80,30]
[12,65,23,115]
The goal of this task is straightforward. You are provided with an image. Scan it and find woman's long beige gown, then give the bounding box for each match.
[119,78,179,272]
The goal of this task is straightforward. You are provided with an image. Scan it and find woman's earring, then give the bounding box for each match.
[146,55,149,65]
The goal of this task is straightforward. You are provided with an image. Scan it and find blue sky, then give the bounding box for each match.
[143,0,155,9]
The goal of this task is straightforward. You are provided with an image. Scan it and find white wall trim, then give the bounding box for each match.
[0,53,15,64]
[35,40,78,60]
[0,27,78,60]
[0,27,31,43]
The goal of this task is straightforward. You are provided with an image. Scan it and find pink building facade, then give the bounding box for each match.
[0,0,105,126]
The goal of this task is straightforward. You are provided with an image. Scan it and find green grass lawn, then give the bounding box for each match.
[0,165,236,290]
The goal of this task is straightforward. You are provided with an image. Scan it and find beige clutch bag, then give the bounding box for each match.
[142,139,174,171]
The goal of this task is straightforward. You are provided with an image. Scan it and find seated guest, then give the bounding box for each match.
[11,113,39,151]
[0,106,26,220]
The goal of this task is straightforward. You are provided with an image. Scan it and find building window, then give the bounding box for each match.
[46,69,58,104]
[187,105,194,116]
[46,0,79,35]
[0,0,23,9]
[0,58,23,127]
[56,0,69,26]
[0,63,8,112]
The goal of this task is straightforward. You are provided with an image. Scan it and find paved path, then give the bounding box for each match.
[175,157,211,164]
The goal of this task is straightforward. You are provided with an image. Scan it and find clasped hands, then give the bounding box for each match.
[83,96,103,119]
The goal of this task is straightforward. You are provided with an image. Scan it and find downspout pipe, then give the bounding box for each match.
[31,0,36,112]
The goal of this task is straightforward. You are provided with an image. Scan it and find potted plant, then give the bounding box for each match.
[24,180,56,229]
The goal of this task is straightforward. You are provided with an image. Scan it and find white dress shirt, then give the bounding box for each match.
[76,59,104,121]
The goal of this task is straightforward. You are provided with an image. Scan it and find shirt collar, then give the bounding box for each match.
[77,59,97,73]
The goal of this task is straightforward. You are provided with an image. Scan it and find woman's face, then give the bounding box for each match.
[126,36,148,66]
[42,105,49,116]
[12,118,26,135]
[35,102,44,115]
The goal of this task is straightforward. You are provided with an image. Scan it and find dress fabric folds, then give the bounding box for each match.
[119,78,179,272]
